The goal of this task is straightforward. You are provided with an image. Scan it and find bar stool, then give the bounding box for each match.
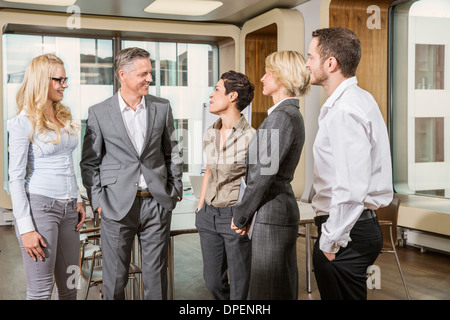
[125,239,143,300]
[375,197,411,300]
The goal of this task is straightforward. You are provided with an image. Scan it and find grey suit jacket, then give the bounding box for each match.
[80,92,183,221]
[233,98,304,229]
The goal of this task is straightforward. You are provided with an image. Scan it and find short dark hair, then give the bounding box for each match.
[312,27,361,77]
[220,70,255,111]
[115,47,150,80]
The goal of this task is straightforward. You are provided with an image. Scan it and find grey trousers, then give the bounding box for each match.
[15,193,79,300]
[195,203,251,300]
[100,196,171,300]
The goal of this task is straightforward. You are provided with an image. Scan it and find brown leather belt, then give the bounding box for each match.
[136,190,153,198]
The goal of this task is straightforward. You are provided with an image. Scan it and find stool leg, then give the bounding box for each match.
[84,284,90,300]
[84,257,96,300]
[130,276,135,300]
[305,223,312,293]
[389,226,411,300]
[168,236,175,300]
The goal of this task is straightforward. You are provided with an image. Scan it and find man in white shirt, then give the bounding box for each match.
[306,27,393,300]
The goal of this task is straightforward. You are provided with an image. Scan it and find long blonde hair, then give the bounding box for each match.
[16,53,80,144]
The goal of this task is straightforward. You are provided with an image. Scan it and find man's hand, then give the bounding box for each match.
[323,251,335,261]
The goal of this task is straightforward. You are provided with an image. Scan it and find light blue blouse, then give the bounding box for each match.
[8,110,81,235]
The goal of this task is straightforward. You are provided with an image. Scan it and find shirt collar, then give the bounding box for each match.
[118,90,146,112]
[268,97,297,115]
[213,114,250,132]
[322,76,358,110]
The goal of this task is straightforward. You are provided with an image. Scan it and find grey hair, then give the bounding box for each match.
[115,47,150,81]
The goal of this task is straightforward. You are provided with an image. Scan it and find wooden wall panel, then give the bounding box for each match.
[329,0,395,123]
[245,24,278,128]
[241,9,306,198]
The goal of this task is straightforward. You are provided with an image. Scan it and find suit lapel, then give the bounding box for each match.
[108,92,139,157]
[140,95,156,157]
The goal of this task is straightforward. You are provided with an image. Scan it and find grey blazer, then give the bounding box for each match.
[233,98,304,228]
[80,92,183,221]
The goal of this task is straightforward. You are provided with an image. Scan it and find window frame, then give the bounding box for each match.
[389,0,450,200]
[2,25,220,196]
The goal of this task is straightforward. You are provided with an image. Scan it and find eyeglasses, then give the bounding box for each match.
[50,77,68,85]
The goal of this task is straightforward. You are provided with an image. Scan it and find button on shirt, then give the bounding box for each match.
[311,77,393,254]
[8,110,81,235]
[204,115,255,207]
[118,91,148,190]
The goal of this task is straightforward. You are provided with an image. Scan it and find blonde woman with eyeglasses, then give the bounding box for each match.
[8,54,86,300]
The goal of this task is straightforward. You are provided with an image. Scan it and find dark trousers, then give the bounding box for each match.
[313,214,382,300]
[195,203,251,300]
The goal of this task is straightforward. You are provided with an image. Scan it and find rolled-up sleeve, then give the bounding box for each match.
[319,107,371,253]
[8,115,34,235]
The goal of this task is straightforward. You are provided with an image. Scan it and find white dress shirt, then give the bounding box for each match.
[312,77,393,254]
[118,91,148,190]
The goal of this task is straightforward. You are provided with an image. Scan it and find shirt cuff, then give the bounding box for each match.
[319,234,342,254]
[16,216,35,235]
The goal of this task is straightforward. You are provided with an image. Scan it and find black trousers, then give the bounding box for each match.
[313,214,382,300]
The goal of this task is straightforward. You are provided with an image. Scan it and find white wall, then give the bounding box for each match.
[294,0,322,202]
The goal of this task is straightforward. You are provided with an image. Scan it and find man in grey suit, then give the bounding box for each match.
[80,47,183,300]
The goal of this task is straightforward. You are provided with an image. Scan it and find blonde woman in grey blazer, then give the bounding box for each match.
[232,51,310,300]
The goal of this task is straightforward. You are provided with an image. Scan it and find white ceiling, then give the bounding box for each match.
[0,0,309,26]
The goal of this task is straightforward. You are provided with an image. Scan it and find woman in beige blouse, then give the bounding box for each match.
[195,70,255,300]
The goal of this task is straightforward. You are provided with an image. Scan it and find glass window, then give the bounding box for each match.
[159,42,177,86]
[122,40,219,176]
[2,34,114,193]
[391,0,450,199]
[177,43,188,86]
[415,44,445,90]
[415,117,444,163]
[2,33,218,194]
[80,38,114,85]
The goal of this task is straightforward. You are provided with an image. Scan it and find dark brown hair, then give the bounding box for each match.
[220,70,255,111]
[312,27,361,77]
